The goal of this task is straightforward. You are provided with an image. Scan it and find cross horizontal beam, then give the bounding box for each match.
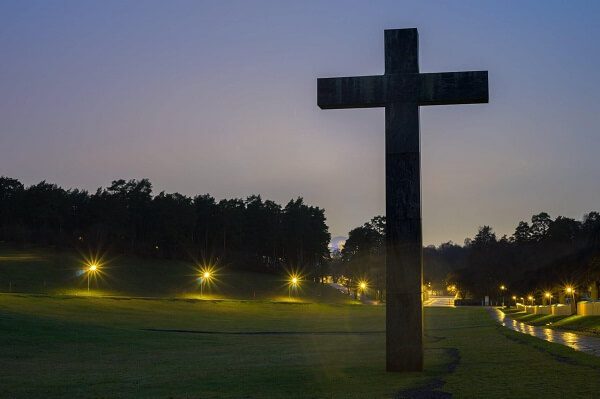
[317,71,488,109]
[418,71,488,106]
[317,75,385,109]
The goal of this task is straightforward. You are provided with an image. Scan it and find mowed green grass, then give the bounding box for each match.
[501,309,569,325]
[502,308,600,335]
[3,296,600,398]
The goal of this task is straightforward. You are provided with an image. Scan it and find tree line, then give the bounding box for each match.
[335,212,600,301]
[449,212,600,300]
[332,216,386,299]
[0,177,331,278]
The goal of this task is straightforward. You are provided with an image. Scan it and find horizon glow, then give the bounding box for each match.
[1,1,599,245]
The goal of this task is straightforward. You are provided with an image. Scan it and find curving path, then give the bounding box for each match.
[425,295,455,307]
[489,308,600,357]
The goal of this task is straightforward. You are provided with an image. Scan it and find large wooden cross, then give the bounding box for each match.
[317,28,488,372]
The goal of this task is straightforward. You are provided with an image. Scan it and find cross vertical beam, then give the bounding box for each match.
[317,28,488,372]
[384,29,422,372]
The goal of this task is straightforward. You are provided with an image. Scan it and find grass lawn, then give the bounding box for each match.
[501,310,568,326]
[552,315,600,334]
[0,245,350,302]
[501,308,600,335]
[3,296,600,398]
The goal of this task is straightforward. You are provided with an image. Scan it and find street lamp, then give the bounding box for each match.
[565,286,576,305]
[86,263,99,293]
[544,291,552,305]
[511,295,517,306]
[358,280,368,298]
[499,284,507,307]
[528,295,534,306]
[288,274,300,298]
[199,269,213,297]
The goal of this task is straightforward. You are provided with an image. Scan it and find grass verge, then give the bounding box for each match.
[501,308,600,335]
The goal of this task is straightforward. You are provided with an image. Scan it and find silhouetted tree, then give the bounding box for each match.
[530,212,552,241]
[0,177,330,276]
[512,221,531,243]
[342,211,600,302]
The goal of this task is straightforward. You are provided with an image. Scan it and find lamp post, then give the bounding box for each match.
[565,286,576,312]
[528,295,534,306]
[512,295,517,307]
[358,281,368,299]
[86,263,98,293]
[200,270,212,297]
[544,292,552,305]
[565,286,575,301]
[289,275,299,298]
[499,285,507,307]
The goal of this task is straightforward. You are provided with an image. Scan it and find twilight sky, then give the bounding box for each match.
[1,0,599,245]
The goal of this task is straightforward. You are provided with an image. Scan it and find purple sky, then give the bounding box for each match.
[1,1,599,245]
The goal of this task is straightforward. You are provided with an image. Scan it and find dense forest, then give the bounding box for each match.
[3,175,599,301]
[336,212,600,301]
[0,177,331,279]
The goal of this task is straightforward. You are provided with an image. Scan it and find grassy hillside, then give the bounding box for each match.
[0,244,348,302]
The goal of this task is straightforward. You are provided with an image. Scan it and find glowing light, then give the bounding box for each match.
[199,266,215,282]
[197,266,217,297]
[528,296,533,300]
[84,261,101,293]
[78,250,110,295]
[287,272,301,288]
[512,296,517,300]
[500,285,506,291]
[565,286,574,294]
[358,280,368,292]
[544,291,553,305]
[286,272,302,299]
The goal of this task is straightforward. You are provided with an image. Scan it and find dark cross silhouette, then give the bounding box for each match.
[317,28,488,372]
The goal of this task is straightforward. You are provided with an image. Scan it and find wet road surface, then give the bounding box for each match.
[489,308,600,357]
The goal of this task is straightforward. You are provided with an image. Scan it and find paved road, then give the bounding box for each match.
[489,308,600,357]
[329,282,348,294]
[424,296,455,307]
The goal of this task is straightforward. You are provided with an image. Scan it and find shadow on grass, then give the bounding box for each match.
[143,328,386,335]
[395,347,460,399]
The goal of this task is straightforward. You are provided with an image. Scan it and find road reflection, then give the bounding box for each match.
[491,309,600,357]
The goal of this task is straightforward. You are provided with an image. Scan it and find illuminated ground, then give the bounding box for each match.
[2,296,600,398]
[0,245,350,302]
[502,307,600,335]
